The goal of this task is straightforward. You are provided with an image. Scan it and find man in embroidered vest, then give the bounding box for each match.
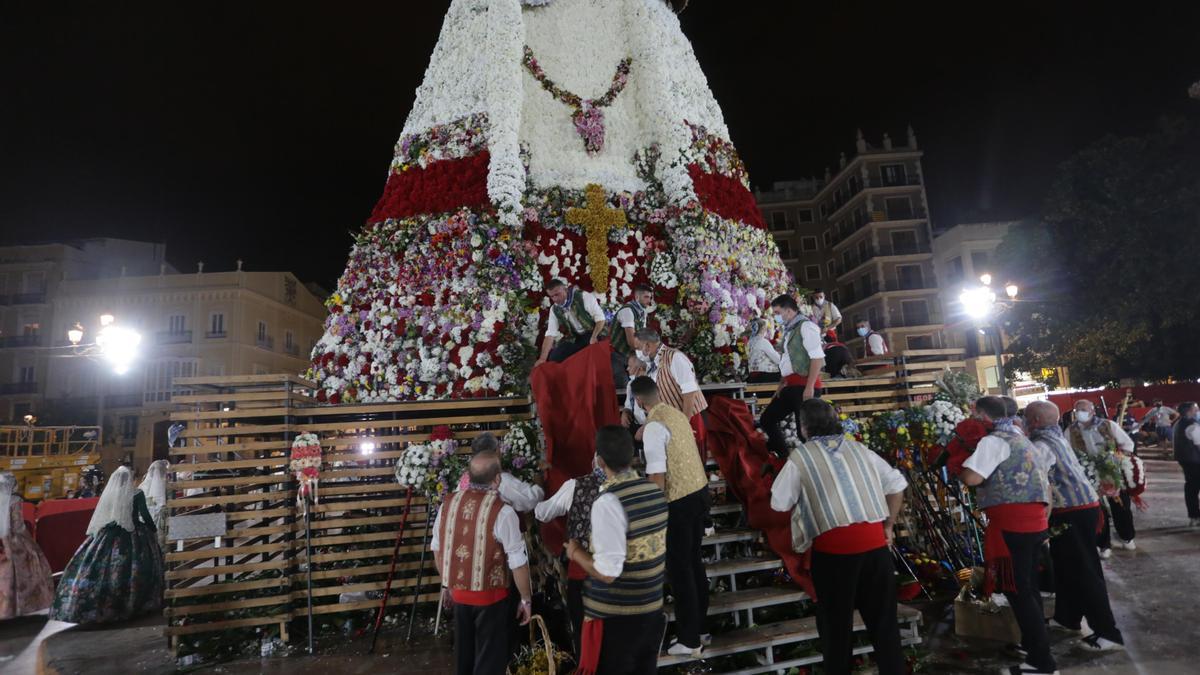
[1173,402,1200,527]
[855,319,889,358]
[459,432,543,513]
[567,425,668,675]
[609,284,655,388]
[804,288,842,339]
[631,376,712,658]
[1069,399,1137,556]
[760,294,825,458]
[432,454,533,675]
[1027,401,1125,652]
[536,278,608,367]
[957,396,1057,675]
[534,456,609,657]
[770,398,906,675]
[634,328,709,448]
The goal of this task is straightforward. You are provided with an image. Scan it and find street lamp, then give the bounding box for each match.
[959,274,1019,396]
[62,315,142,447]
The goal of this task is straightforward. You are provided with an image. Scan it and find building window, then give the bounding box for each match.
[890,230,919,255]
[18,365,35,383]
[827,260,836,278]
[21,321,40,336]
[777,240,792,258]
[168,314,186,334]
[906,334,935,350]
[21,271,46,293]
[884,196,913,220]
[120,415,138,447]
[900,300,930,326]
[971,251,990,275]
[819,203,829,219]
[253,363,269,375]
[842,251,853,271]
[206,361,226,377]
[947,256,964,285]
[12,402,32,421]
[868,306,881,328]
[880,164,907,186]
[209,312,226,337]
[896,264,924,290]
[804,265,822,282]
[856,239,870,262]
[285,330,297,355]
[797,209,813,223]
[800,236,818,252]
[822,230,832,247]
[771,212,788,230]
[144,358,198,404]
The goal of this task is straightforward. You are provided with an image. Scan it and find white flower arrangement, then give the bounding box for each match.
[394,436,463,501]
[925,399,967,446]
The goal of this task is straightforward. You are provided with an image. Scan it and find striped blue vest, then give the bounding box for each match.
[785,436,890,553]
[1030,425,1098,509]
[975,430,1051,509]
[584,473,668,618]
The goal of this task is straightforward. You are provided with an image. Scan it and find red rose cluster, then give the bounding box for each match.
[369,152,491,223]
[686,163,766,229]
[945,418,993,476]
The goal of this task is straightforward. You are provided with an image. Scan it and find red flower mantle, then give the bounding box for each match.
[368,152,492,223]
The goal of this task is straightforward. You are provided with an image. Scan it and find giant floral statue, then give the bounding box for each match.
[310,0,792,402]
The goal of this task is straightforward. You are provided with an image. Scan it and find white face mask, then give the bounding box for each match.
[644,303,656,314]
[1075,410,1093,423]
[635,349,649,361]
[814,298,826,306]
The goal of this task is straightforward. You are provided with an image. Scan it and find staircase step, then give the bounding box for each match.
[709,502,743,515]
[705,556,781,578]
[665,586,806,620]
[702,528,757,546]
[657,605,922,667]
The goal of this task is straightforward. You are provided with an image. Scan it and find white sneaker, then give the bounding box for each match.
[704,526,716,537]
[1098,547,1112,560]
[1078,634,1124,652]
[666,640,702,658]
[1001,665,1059,674]
[1117,539,1136,550]
[699,633,713,646]
[1047,619,1082,634]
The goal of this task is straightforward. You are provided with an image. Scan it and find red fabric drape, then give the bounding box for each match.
[530,343,620,554]
[21,501,36,538]
[35,500,98,573]
[705,396,814,598]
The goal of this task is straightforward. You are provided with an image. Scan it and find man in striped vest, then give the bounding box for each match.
[610,284,655,388]
[567,426,668,675]
[631,375,712,657]
[535,278,608,367]
[957,396,1057,675]
[633,328,708,447]
[770,398,906,675]
[1069,399,1137,556]
[1026,401,1125,653]
[432,454,533,675]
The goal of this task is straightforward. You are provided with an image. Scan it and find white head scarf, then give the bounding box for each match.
[0,472,16,539]
[139,460,168,513]
[87,466,136,536]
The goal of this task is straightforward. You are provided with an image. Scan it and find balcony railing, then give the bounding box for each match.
[833,209,930,246]
[841,279,940,306]
[205,330,228,339]
[866,175,922,188]
[0,334,45,349]
[0,291,48,305]
[156,330,193,345]
[256,335,274,350]
[0,382,38,395]
[835,244,933,277]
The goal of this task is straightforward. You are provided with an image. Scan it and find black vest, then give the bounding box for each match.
[567,472,606,550]
[1175,417,1200,464]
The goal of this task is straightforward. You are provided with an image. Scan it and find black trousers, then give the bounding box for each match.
[1000,530,1056,672]
[1098,493,1136,547]
[666,488,710,648]
[760,384,823,458]
[610,349,630,389]
[824,344,852,379]
[596,611,666,675]
[453,597,510,675]
[567,578,584,657]
[1048,507,1123,643]
[810,546,903,675]
[1181,462,1200,519]
[549,335,590,362]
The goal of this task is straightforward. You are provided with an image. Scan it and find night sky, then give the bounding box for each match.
[3,2,1197,288]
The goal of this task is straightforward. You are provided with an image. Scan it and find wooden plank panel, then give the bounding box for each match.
[180,424,295,438]
[171,407,295,422]
[171,457,290,472]
[167,542,288,562]
[170,440,291,456]
[175,373,316,387]
[166,561,284,580]
[168,491,295,507]
[297,412,530,433]
[301,397,530,416]
[173,391,316,404]
[165,578,287,599]
[309,594,438,615]
[166,594,290,617]
[313,496,428,512]
[308,529,429,547]
[164,614,291,636]
[170,474,290,489]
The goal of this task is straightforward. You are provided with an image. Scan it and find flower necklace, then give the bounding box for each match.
[523,46,632,155]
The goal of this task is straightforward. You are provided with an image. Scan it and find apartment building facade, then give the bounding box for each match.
[0,239,327,471]
[756,128,945,355]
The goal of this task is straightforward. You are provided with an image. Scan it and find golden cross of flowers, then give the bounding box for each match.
[566,183,626,294]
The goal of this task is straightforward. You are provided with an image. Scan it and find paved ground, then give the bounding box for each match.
[3,458,1196,674]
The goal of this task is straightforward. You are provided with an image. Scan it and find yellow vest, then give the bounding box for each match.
[646,403,708,502]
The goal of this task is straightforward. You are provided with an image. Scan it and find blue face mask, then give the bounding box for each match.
[856,327,869,337]
[773,314,785,326]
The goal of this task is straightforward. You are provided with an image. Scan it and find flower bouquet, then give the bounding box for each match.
[500,421,544,486]
[394,425,463,503]
[1120,452,1148,509]
[290,432,323,506]
[1077,449,1124,498]
[943,418,993,476]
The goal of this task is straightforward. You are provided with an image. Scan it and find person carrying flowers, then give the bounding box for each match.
[954,395,1056,675]
[1068,399,1137,556]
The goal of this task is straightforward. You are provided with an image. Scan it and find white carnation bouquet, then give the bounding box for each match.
[925,399,967,446]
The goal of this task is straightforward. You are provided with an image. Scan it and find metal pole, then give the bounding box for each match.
[304,499,315,655]
[406,506,435,641]
[992,323,1007,396]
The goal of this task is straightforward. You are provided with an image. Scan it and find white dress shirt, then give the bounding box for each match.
[1073,419,1134,456]
[866,333,887,356]
[498,473,544,513]
[534,479,576,522]
[642,422,670,475]
[1185,420,1200,447]
[431,500,528,569]
[747,335,781,373]
[779,320,824,378]
[615,305,646,329]
[589,491,629,578]
[1143,406,1178,427]
[624,382,648,425]
[545,291,605,339]
[652,349,700,394]
[769,446,908,513]
[962,435,1016,479]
